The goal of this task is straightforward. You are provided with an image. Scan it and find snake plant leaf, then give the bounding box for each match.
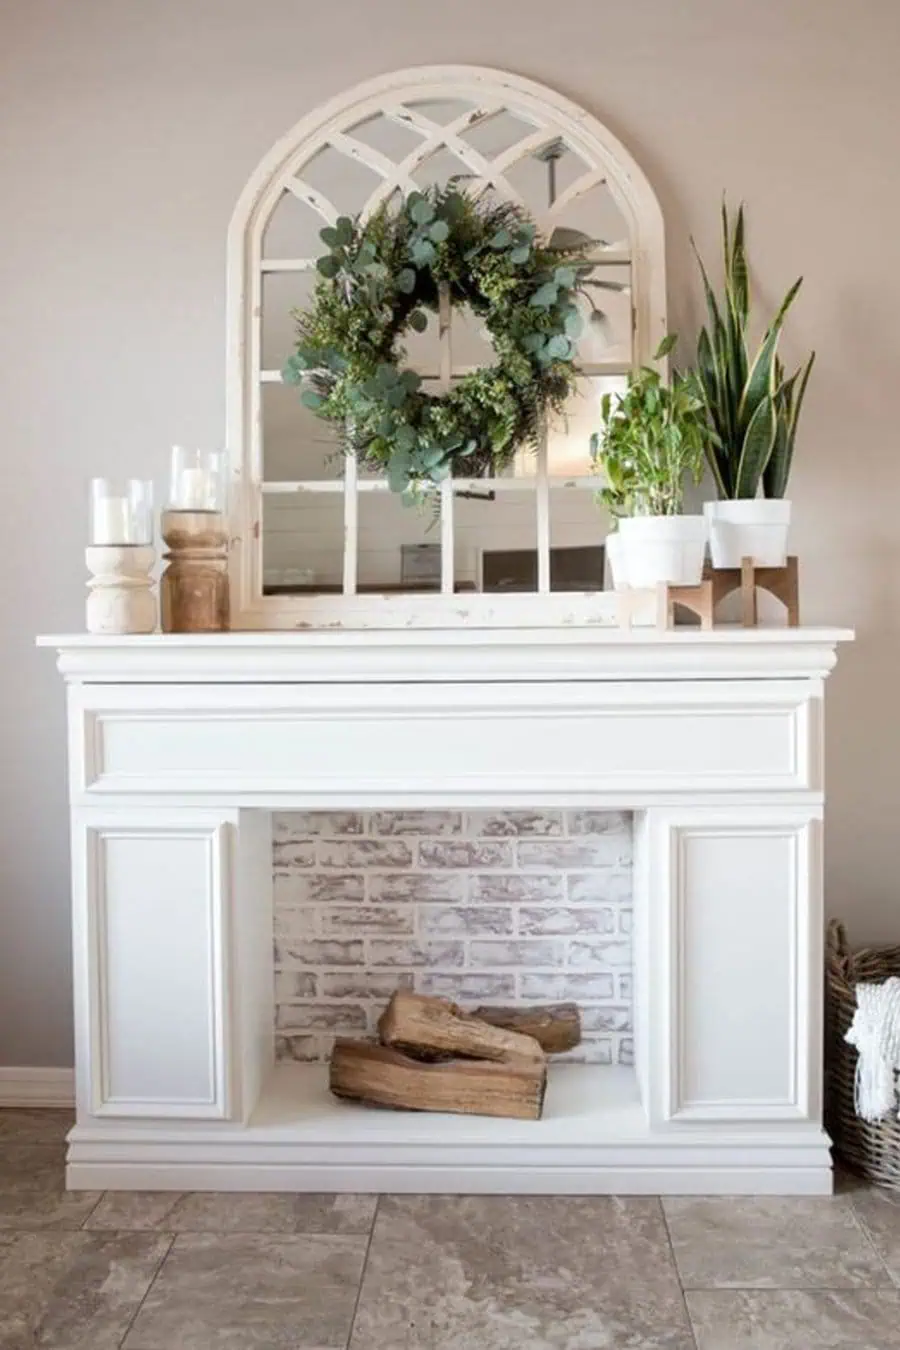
[764,350,816,498]
[735,393,777,497]
[737,276,803,435]
[654,334,678,360]
[724,200,749,328]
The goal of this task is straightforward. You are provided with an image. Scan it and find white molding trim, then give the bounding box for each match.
[38,628,853,687]
[0,1067,75,1108]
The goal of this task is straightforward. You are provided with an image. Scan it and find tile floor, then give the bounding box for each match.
[2,1108,900,1347]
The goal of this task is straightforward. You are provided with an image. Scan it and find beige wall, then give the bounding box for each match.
[1,0,897,1066]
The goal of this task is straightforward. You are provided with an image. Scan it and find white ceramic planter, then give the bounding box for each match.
[605,531,629,590]
[616,515,707,588]
[705,499,792,569]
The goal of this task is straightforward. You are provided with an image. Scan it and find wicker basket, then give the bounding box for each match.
[825,919,900,1188]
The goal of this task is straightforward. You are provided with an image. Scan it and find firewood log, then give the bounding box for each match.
[377,991,544,1064]
[471,1002,581,1054]
[329,1039,546,1120]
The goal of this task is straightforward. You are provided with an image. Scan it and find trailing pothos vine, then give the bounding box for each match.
[283,187,588,495]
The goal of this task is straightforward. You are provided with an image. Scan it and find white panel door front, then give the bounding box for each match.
[75,813,232,1119]
[639,809,820,1125]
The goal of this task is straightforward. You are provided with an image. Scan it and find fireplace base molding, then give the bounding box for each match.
[39,627,852,1195]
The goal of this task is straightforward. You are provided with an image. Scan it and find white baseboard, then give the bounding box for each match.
[0,1067,75,1108]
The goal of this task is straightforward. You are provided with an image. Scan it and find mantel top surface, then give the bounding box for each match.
[38,626,853,650]
[38,625,853,685]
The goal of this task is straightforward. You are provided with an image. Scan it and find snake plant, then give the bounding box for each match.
[694,203,815,499]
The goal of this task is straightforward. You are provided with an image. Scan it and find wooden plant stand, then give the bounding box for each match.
[616,579,714,631]
[706,556,799,628]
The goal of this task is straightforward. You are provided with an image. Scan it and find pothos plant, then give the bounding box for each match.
[283,187,589,495]
[590,337,708,520]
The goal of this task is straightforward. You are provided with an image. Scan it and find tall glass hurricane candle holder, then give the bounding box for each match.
[161,447,230,632]
[85,479,157,634]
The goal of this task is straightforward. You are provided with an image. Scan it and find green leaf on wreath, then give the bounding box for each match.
[547,334,571,359]
[401,369,422,391]
[564,308,584,338]
[410,238,437,267]
[397,267,416,294]
[335,216,354,245]
[410,198,435,225]
[529,282,559,308]
[490,229,512,249]
[510,245,531,265]
[554,265,577,288]
[301,390,325,410]
[395,425,416,452]
[387,386,407,408]
[429,220,450,244]
[319,226,339,248]
[408,310,428,332]
[388,456,412,494]
[316,255,339,278]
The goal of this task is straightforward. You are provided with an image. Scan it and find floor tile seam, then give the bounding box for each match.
[77,1189,106,1229]
[658,1195,699,1350]
[846,1193,898,1287]
[680,1282,900,1293]
[344,1194,381,1350]
[116,1232,175,1350]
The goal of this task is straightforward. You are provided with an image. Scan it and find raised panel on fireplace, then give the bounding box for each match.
[76,816,232,1119]
[77,679,815,801]
[637,809,820,1125]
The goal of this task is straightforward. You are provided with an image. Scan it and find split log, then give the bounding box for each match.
[329,1039,547,1120]
[377,991,544,1064]
[471,1002,581,1055]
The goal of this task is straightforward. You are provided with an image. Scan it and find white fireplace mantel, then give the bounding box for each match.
[40,626,852,1195]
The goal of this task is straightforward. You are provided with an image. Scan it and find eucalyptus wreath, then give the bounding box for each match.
[283,187,588,494]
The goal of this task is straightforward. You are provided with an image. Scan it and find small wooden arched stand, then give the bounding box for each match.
[708,556,799,628]
[616,557,800,630]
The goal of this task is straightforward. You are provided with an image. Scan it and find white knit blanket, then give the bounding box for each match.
[845,977,900,1122]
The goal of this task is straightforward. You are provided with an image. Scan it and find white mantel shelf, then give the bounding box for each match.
[40,625,853,1196]
[39,626,852,685]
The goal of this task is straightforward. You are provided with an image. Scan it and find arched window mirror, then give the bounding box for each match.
[227,66,666,629]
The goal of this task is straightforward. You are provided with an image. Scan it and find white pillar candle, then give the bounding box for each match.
[177,468,214,510]
[92,497,134,545]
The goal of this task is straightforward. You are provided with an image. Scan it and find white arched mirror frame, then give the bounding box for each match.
[226,65,667,630]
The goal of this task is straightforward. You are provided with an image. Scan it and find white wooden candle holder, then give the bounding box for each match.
[85,545,157,635]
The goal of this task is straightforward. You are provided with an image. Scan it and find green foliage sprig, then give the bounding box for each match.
[590,337,707,519]
[693,202,816,500]
[283,187,588,494]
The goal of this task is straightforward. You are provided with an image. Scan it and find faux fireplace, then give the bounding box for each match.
[40,625,851,1194]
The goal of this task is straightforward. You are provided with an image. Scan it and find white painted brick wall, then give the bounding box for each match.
[272,810,633,1066]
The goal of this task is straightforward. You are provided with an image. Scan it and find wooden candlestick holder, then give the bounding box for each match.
[160,510,230,633]
[85,545,157,634]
